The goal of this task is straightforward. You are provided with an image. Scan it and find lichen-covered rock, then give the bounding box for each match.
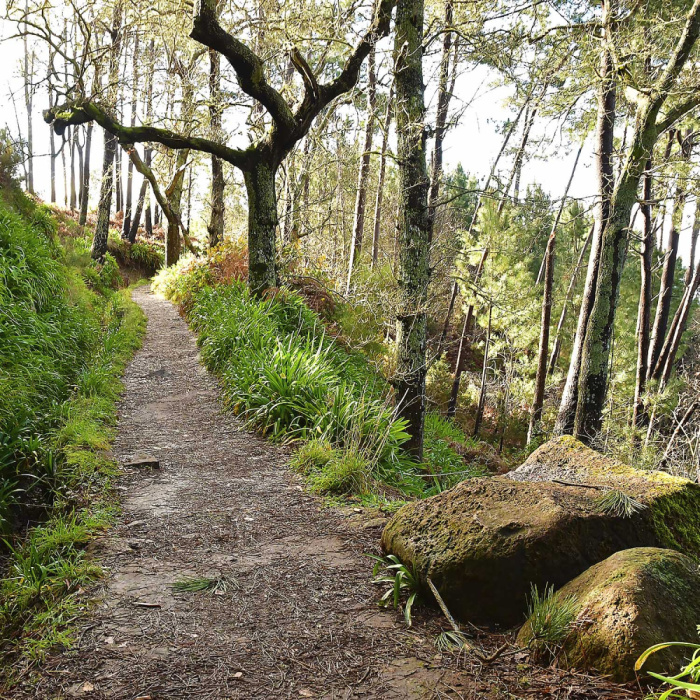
[517,548,700,682]
[381,437,700,625]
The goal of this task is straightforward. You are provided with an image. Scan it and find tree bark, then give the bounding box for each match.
[69,127,77,210]
[393,0,430,460]
[632,158,654,428]
[92,1,123,260]
[427,0,455,238]
[473,305,493,438]
[123,32,139,239]
[79,122,92,227]
[648,177,684,379]
[47,53,57,203]
[548,224,594,376]
[446,247,488,418]
[371,81,394,269]
[244,159,280,294]
[346,46,377,293]
[208,47,225,248]
[23,0,34,194]
[555,10,616,437]
[528,145,582,443]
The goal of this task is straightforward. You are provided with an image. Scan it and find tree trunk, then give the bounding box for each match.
[92,1,123,259]
[648,177,684,379]
[79,122,92,227]
[548,224,594,376]
[243,159,280,295]
[346,46,377,293]
[69,127,77,210]
[23,0,34,194]
[555,14,615,437]
[129,172,148,243]
[633,158,654,428]
[473,305,493,438]
[446,247,488,418]
[208,47,225,248]
[427,0,454,238]
[371,81,393,269]
[528,145,582,443]
[92,132,118,260]
[393,0,430,460]
[513,105,536,204]
[123,32,139,239]
[48,59,57,203]
[686,198,700,285]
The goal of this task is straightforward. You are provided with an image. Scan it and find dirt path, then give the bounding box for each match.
[16,287,479,700]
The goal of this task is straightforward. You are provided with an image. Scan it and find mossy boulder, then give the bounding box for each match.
[517,548,700,682]
[381,437,700,625]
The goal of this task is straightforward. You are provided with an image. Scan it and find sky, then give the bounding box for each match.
[0,10,694,264]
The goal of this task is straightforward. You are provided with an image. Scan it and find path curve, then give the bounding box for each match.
[16,287,470,700]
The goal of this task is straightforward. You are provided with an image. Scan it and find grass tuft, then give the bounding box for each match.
[525,583,578,662]
[596,489,647,518]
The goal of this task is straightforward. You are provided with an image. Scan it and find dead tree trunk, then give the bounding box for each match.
[208,46,225,248]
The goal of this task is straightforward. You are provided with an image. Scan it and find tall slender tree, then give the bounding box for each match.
[393,0,430,458]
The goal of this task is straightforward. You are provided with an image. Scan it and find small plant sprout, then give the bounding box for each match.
[368,554,421,626]
[596,489,647,518]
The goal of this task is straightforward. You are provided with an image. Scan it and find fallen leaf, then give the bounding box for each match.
[104,636,114,645]
[81,681,94,692]
[299,690,314,697]
[233,671,243,679]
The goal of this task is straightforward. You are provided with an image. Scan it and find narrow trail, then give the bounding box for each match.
[16,287,473,700]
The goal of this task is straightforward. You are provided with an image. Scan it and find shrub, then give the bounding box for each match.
[308,449,370,495]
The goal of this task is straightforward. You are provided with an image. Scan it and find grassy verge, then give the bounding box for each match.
[0,187,146,679]
[154,250,492,502]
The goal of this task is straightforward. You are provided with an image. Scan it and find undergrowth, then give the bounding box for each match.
[0,186,145,676]
[154,255,486,498]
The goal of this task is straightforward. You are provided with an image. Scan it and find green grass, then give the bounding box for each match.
[155,259,486,499]
[0,186,146,677]
[525,583,579,662]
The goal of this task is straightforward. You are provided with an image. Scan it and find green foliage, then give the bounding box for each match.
[290,439,334,475]
[0,188,145,669]
[0,129,23,187]
[156,265,418,492]
[369,553,421,626]
[596,489,647,518]
[525,583,578,661]
[636,639,700,699]
[307,448,370,495]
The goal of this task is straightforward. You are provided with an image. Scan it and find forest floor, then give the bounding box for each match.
[7,288,644,699]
